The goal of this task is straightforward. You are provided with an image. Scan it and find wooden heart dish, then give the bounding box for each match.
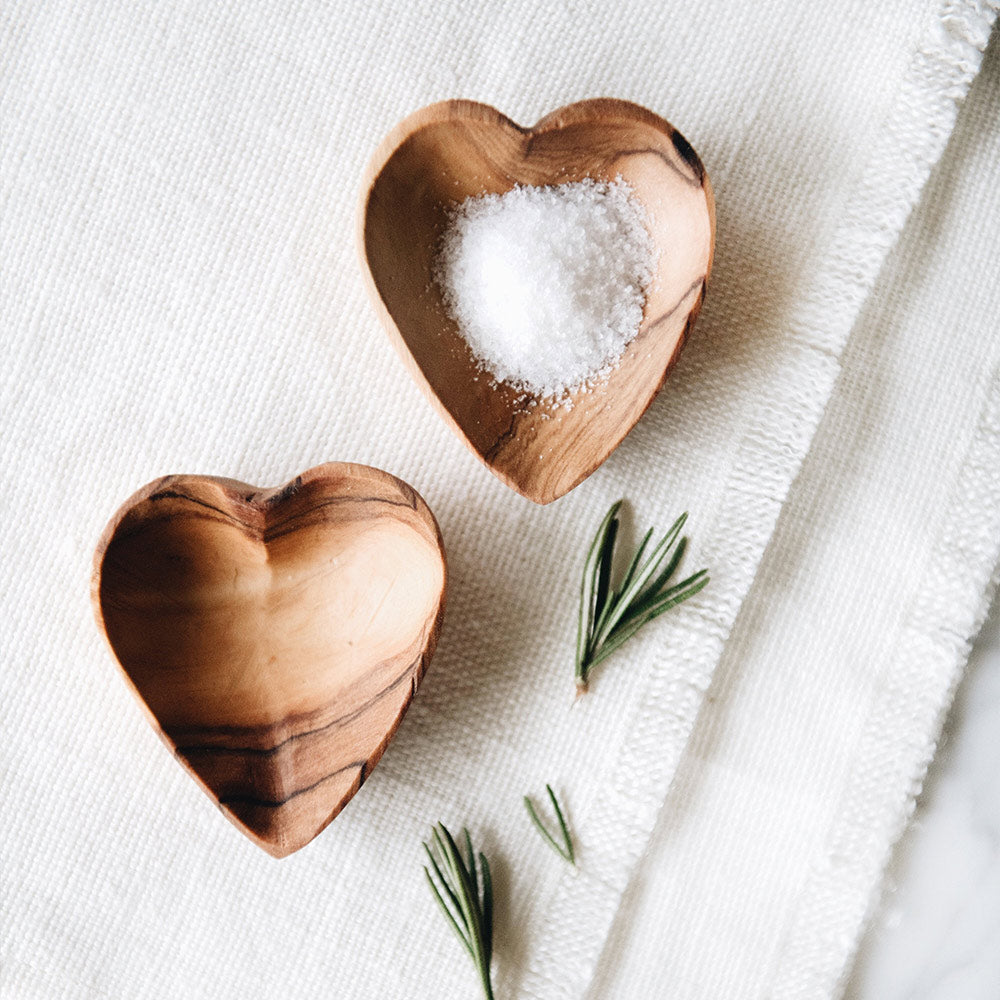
[359,99,715,505]
[92,463,446,858]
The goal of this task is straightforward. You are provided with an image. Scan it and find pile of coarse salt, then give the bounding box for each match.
[435,177,658,402]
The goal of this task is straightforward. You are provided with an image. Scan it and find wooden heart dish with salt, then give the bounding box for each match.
[360,99,715,504]
[93,463,446,857]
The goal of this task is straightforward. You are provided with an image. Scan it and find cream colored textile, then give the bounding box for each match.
[1,2,996,998]
[590,30,1000,998]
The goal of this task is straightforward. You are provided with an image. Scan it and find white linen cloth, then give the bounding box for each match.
[590,32,1000,998]
[1,2,996,998]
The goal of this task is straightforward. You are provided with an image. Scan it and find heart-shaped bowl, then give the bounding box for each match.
[92,463,446,858]
[359,98,714,505]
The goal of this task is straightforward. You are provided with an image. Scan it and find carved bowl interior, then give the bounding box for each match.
[93,463,446,857]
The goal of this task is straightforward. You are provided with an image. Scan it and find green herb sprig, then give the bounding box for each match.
[423,823,495,1000]
[575,500,709,694]
[523,784,575,864]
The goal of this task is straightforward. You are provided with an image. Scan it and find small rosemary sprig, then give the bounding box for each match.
[523,784,575,864]
[423,823,495,1000]
[575,499,709,694]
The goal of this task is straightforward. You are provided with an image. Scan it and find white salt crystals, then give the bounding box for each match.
[435,177,658,400]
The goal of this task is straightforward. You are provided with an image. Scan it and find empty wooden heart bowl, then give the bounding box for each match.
[359,98,715,505]
[92,463,446,858]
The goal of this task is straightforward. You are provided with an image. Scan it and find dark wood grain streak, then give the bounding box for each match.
[218,761,366,810]
[172,650,424,757]
[481,409,522,465]
[125,485,421,544]
[646,277,708,333]
[608,144,703,187]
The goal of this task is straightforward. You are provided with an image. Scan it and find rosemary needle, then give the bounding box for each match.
[423,823,495,1000]
[523,784,575,864]
[575,499,709,694]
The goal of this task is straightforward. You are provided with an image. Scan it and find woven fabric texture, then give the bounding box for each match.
[589,29,1000,997]
[1,2,996,998]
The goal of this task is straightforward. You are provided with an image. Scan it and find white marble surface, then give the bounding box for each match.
[844,587,1000,998]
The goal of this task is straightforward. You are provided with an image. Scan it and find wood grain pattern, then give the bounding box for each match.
[359,99,715,505]
[92,463,446,858]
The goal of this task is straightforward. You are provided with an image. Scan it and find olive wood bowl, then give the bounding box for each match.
[359,98,715,505]
[92,463,446,858]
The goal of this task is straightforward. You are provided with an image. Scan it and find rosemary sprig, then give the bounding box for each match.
[575,499,709,694]
[423,823,495,1000]
[523,784,575,864]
